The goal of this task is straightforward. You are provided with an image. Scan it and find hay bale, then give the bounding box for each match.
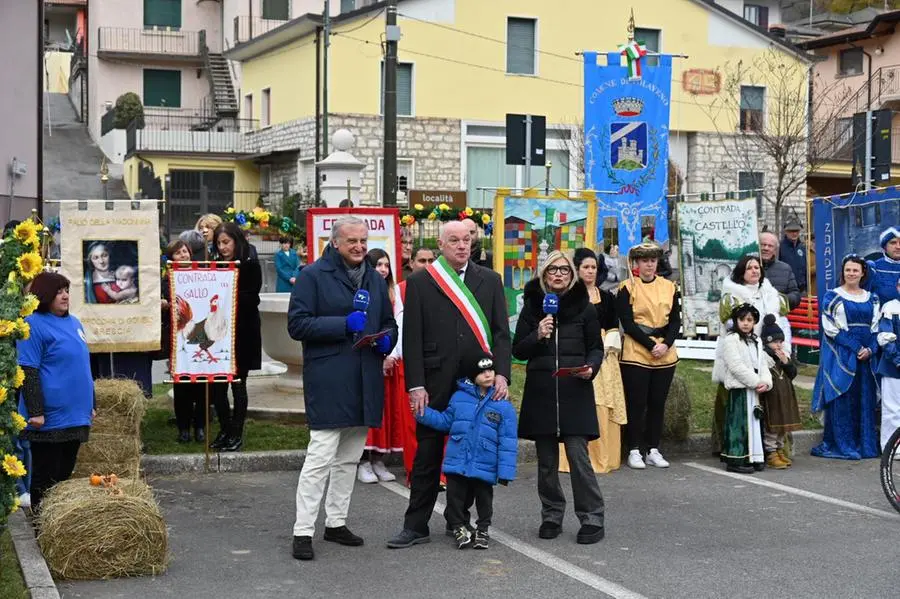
[73,379,146,478]
[36,478,168,579]
[663,375,691,441]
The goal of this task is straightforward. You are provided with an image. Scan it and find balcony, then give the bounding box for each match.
[233,16,290,44]
[125,109,258,156]
[97,27,205,62]
[814,124,900,166]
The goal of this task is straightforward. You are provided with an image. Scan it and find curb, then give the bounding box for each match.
[140,431,823,475]
[8,510,59,599]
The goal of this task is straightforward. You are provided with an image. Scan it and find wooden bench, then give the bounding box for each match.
[787,296,819,349]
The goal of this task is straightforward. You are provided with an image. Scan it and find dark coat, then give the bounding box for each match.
[513,279,602,440]
[403,261,511,411]
[762,257,801,310]
[779,236,808,294]
[156,273,173,361]
[235,258,263,374]
[288,245,398,429]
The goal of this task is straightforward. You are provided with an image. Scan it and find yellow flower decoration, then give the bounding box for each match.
[13,367,24,389]
[413,203,424,211]
[225,207,235,214]
[16,252,43,281]
[427,212,437,221]
[16,318,29,340]
[11,411,26,432]
[464,207,474,216]
[13,220,40,249]
[438,203,450,212]
[7,271,17,284]
[481,213,491,225]
[0,320,15,338]
[10,496,20,514]
[2,454,26,478]
[0,386,6,404]
[20,294,39,317]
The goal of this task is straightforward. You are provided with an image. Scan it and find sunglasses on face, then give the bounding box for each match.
[546,265,572,275]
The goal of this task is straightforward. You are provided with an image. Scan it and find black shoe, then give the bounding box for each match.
[452,526,472,550]
[726,464,755,474]
[386,528,431,549]
[753,462,765,472]
[220,436,243,452]
[323,526,364,547]
[472,529,489,550]
[194,428,205,443]
[209,430,229,449]
[576,524,605,545]
[177,430,191,444]
[292,536,314,560]
[445,522,474,537]
[538,522,562,539]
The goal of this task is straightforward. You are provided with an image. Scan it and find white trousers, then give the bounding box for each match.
[881,378,900,451]
[293,426,368,537]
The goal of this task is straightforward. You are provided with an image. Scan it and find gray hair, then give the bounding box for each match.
[178,229,205,254]
[759,231,778,245]
[331,216,367,243]
[439,220,469,241]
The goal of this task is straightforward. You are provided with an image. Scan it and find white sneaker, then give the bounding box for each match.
[18,492,30,509]
[627,450,646,469]
[371,460,396,482]
[357,462,378,484]
[646,448,670,468]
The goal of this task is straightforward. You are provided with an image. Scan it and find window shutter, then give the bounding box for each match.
[262,0,290,20]
[340,0,355,14]
[397,64,412,116]
[506,18,535,74]
[758,7,769,30]
[144,0,182,29]
[143,69,182,107]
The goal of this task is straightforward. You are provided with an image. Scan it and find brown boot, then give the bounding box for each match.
[776,448,792,466]
[766,452,788,469]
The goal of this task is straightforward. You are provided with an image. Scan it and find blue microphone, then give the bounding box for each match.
[543,293,559,316]
[353,289,370,312]
[349,289,370,342]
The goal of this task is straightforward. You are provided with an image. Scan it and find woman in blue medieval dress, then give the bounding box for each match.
[811,255,881,460]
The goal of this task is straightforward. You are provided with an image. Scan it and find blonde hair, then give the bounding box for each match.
[195,213,223,231]
[538,250,577,294]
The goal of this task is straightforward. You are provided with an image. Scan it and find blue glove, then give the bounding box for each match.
[346,311,367,334]
[374,334,392,354]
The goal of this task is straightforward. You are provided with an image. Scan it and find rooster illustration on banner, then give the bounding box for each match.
[169,265,239,381]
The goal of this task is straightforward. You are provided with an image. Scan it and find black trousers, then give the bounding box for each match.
[404,424,470,534]
[445,474,493,531]
[30,439,81,512]
[211,371,249,436]
[621,364,676,452]
[173,383,206,432]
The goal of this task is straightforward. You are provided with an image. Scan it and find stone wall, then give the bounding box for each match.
[686,131,807,228]
[244,113,462,205]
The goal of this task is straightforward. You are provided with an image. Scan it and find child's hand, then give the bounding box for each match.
[755,383,769,393]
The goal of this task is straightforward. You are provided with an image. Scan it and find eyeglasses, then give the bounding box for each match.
[546,265,572,275]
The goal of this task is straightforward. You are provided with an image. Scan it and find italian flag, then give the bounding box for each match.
[427,256,492,352]
[618,41,648,78]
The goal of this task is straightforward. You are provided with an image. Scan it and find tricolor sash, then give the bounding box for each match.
[426,256,492,352]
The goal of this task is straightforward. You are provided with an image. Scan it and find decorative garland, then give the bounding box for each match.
[400,204,493,235]
[222,206,304,240]
[0,218,45,523]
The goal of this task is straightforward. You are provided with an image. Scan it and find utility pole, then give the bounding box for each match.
[323,0,331,159]
[382,0,399,207]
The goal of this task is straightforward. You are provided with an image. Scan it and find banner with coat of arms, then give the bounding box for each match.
[583,49,673,256]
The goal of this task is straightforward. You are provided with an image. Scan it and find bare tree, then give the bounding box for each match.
[697,47,852,231]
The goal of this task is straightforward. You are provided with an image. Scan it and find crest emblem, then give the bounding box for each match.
[610,122,647,171]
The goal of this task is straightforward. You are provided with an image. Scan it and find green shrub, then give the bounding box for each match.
[113,92,144,129]
[663,374,691,441]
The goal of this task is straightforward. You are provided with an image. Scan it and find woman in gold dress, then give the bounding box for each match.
[560,248,627,474]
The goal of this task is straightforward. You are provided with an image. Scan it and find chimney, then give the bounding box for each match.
[769,24,787,39]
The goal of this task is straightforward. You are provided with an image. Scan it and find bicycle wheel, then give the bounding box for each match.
[880,425,900,514]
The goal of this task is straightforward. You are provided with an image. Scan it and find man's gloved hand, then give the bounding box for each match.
[498,479,510,487]
[374,334,392,354]
[346,311,367,334]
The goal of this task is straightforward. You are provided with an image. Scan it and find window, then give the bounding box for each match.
[143,69,181,107]
[376,158,414,205]
[243,93,253,121]
[743,4,769,29]
[464,146,568,208]
[144,0,181,29]
[839,48,864,76]
[634,27,660,68]
[506,17,536,75]
[340,0,356,13]
[381,62,413,116]
[835,117,852,155]
[261,88,271,127]
[262,0,290,20]
[297,158,316,195]
[739,85,764,133]
[260,165,272,193]
[738,171,765,218]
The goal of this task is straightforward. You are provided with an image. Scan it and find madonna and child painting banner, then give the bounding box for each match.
[583,50,673,256]
[169,263,239,382]
[59,200,161,352]
[676,198,760,337]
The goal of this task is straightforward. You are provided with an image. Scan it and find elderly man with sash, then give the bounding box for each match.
[387,220,511,549]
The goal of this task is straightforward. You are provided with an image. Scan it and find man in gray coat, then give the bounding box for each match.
[759,232,800,310]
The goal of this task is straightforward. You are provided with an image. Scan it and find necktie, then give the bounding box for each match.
[457,269,465,281]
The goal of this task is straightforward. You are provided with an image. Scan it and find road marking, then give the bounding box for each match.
[380,481,647,599]
[683,462,900,521]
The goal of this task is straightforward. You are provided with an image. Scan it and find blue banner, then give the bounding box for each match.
[584,51,673,254]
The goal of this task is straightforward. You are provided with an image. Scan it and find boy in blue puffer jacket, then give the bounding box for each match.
[416,351,518,550]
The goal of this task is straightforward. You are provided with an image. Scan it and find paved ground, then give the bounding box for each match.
[56,454,897,599]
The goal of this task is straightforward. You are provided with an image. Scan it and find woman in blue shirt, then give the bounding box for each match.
[17,272,95,512]
[274,236,301,293]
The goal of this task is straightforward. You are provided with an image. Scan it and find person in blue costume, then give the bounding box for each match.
[274,236,301,292]
[811,255,881,460]
[866,226,900,303]
[876,277,900,452]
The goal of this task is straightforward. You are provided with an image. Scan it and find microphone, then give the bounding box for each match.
[351,289,370,342]
[543,292,561,438]
[543,293,559,316]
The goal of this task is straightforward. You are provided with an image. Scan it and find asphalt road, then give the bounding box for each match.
[57,455,897,599]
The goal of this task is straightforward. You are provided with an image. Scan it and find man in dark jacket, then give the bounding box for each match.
[287,216,397,561]
[387,220,511,549]
[463,217,494,270]
[760,232,801,309]
[779,221,808,295]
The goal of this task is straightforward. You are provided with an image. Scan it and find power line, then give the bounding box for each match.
[334,8,385,34]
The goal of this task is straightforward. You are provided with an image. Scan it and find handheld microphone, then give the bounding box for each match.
[543,293,559,316]
[351,289,370,342]
[543,292,561,437]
